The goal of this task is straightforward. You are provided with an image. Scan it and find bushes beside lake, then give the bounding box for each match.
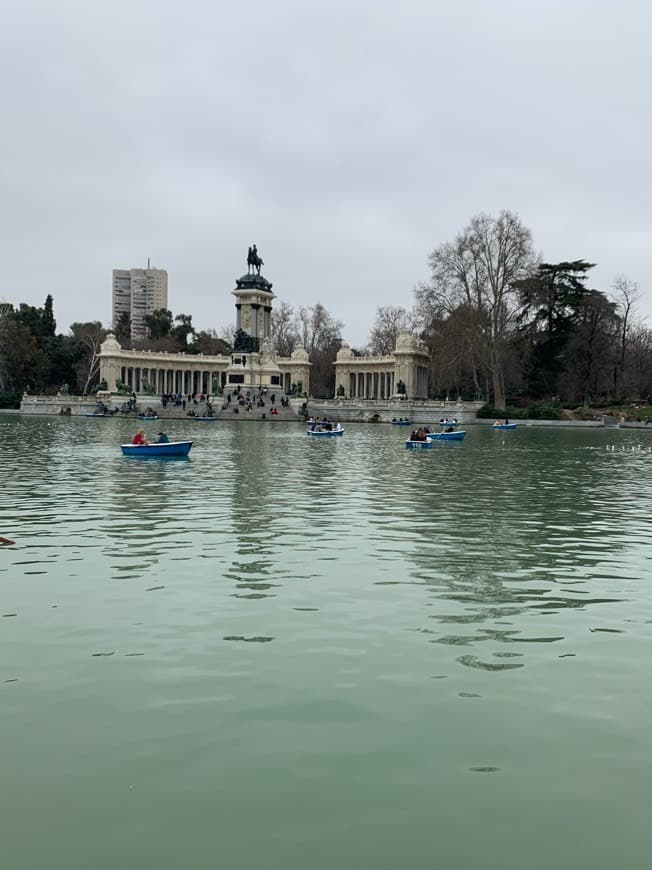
[478,401,563,420]
[0,392,22,410]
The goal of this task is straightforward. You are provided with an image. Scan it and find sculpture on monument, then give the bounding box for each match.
[233,328,260,353]
[261,336,276,363]
[247,244,264,276]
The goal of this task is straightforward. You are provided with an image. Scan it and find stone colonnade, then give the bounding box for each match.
[347,369,395,399]
[334,332,430,400]
[117,365,223,395]
[98,335,310,397]
[97,335,230,395]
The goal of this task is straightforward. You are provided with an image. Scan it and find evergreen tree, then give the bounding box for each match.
[42,294,56,337]
[144,308,173,340]
[516,260,596,398]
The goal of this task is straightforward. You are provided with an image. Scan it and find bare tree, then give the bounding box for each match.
[562,291,618,404]
[70,322,107,394]
[612,275,642,398]
[368,305,415,355]
[298,303,343,354]
[218,324,235,347]
[298,303,344,397]
[272,301,301,356]
[421,210,538,408]
[625,325,652,399]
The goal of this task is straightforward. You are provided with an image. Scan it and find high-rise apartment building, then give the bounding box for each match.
[112,262,168,340]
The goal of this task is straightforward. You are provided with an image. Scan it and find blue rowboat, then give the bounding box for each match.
[137,414,159,421]
[392,419,413,425]
[492,423,517,430]
[307,425,344,437]
[438,421,459,428]
[121,440,192,457]
[406,438,433,449]
[428,430,466,441]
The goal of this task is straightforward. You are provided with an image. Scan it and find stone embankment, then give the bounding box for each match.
[13,394,639,428]
[17,393,305,422]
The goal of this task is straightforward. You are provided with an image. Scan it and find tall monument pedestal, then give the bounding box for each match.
[226,269,283,392]
[225,346,284,392]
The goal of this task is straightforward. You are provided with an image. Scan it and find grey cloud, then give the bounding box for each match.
[1,0,651,344]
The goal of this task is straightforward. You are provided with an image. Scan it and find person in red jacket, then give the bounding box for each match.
[131,428,148,445]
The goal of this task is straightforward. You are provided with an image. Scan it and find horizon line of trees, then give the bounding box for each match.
[0,295,346,399]
[365,211,650,408]
[2,210,650,405]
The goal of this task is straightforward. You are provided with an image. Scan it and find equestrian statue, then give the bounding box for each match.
[247,244,264,276]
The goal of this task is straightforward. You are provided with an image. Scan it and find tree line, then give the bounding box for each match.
[0,295,107,403]
[0,296,345,402]
[2,211,649,407]
[367,211,649,409]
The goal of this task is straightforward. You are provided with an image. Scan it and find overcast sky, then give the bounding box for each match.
[1,0,650,347]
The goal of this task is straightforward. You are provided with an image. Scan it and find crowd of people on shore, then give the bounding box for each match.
[160,391,212,410]
[221,386,290,414]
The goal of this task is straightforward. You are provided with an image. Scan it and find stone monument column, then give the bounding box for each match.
[225,247,283,391]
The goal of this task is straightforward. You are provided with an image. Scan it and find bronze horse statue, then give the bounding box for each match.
[247,245,264,276]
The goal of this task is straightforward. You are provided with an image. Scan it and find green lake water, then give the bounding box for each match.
[2,415,652,869]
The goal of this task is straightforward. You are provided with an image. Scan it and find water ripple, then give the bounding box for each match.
[1,418,651,681]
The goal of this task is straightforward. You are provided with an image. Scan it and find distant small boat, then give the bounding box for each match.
[428,430,466,441]
[307,424,344,437]
[492,423,517,430]
[195,416,217,422]
[392,419,413,426]
[406,438,433,449]
[85,403,111,417]
[137,414,159,421]
[438,420,460,428]
[121,440,192,457]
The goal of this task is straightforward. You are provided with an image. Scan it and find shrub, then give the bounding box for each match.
[527,401,562,420]
[0,391,22,409]
[478,402,562,420]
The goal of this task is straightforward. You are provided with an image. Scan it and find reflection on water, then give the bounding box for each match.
[1,417,650,667]
[3,416,652,868]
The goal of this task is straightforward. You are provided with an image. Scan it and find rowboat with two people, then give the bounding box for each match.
[307,420,344,436]
[406,425,466,447]
[121,441,192,457]
[121,428,192,457]
[392,417,413,426]
[492,419,517,430]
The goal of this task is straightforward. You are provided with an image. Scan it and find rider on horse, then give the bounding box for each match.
[247,244,264,276]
